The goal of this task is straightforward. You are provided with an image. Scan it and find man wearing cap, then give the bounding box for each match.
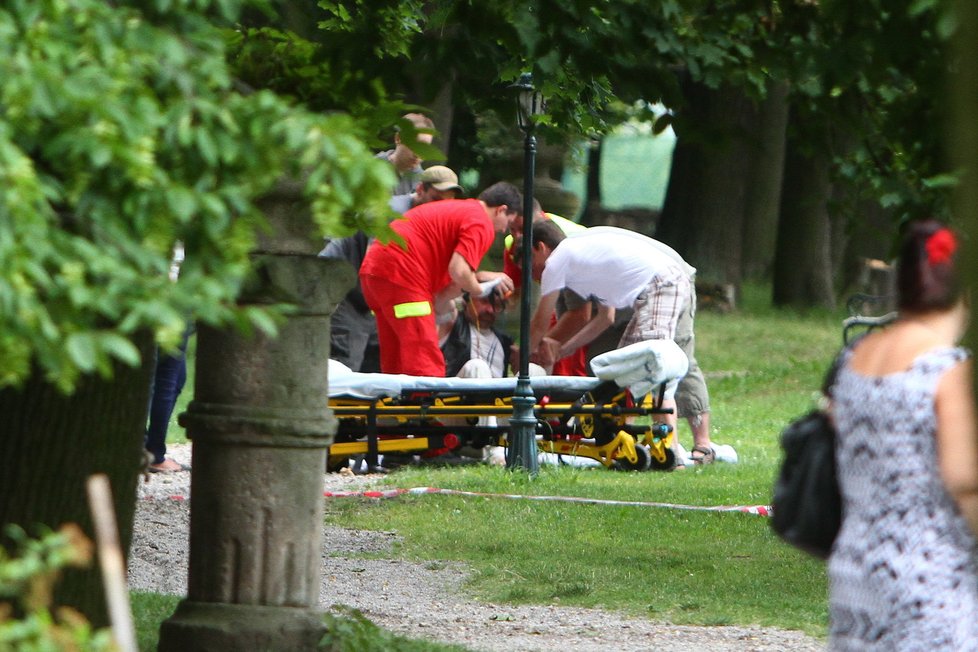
[359,182,519,377]
[389,165,464,214]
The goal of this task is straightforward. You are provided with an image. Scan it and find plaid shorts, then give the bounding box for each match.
[618,267,690,347]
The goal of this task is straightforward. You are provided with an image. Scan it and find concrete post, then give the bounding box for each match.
[159,181,354,650]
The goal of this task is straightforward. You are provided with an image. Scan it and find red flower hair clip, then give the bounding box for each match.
[925,228,957,266]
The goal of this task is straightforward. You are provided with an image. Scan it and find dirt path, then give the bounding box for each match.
[129,444,825,651]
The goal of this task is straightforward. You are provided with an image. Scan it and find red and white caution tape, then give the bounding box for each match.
[323,486,772,517]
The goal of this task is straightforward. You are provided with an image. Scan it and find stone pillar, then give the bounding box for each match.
[159,182,355,651]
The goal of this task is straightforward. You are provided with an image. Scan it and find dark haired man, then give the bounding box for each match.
[359,182,520,376]
[525,223,717,465]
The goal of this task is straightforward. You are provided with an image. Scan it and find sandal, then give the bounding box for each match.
[689,445,716,465]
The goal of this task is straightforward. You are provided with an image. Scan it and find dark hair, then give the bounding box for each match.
[530,218,566,250]
[514,197,542,218]
[896,218,961,313]
[477,181,522,209]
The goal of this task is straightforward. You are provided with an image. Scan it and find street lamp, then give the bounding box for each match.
[508,72,544,474]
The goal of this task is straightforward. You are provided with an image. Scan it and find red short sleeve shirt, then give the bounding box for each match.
[360,199,494,294]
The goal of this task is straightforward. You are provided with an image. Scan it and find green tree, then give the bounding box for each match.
[0,0,392,623]
[769,0,955,307]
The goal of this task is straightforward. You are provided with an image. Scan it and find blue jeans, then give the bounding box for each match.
[145,328,191,464]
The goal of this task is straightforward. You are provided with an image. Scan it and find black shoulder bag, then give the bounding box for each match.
[770,348,847,559]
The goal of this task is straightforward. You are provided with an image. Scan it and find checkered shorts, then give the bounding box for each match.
[618,267,690,347]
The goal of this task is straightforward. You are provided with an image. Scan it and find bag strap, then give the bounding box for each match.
[822,333,865,398]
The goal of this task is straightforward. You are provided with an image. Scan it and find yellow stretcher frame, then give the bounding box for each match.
[327,382,677,472]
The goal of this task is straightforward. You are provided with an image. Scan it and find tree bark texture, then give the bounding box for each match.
[657,79,754,287]
[0,331,155,627]
[772,106,836,309]
[741,80,789,281]
[579,138,603,225]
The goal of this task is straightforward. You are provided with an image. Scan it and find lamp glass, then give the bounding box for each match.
[516,88,544,131]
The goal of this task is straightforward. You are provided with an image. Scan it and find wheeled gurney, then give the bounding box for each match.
[326,339,690,472]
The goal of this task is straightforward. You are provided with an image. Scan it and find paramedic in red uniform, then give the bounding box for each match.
[359,182,520,376]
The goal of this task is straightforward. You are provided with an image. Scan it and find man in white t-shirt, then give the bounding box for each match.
[526,222,691,455]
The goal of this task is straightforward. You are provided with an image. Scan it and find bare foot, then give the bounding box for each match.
[149,458,189,473]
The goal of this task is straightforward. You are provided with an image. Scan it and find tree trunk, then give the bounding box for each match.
[426,79,455,161]
[772,105,836,309]
[579,138,603,225]
[741,80,789,281]
[0,332,155,626]
[657,79,753,288]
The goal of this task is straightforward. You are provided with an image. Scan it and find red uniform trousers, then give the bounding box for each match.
[360,273,447,377]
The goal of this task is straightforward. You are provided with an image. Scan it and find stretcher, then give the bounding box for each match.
[326,339,690,472]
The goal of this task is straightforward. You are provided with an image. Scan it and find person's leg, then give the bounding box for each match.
[145,327,190,469]
[359,327,382,373]
[361,274,402,373]
[673,283,713,462]
[329,300,372,371]
[449,359,498,462]
[618,271,688,458]
[362,274,446,376]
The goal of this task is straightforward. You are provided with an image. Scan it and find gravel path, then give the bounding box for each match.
[129,444,825,651]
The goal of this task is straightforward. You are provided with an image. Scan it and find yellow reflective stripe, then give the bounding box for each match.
[393,301,432,318]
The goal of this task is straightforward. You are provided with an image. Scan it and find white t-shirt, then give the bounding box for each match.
[586,226,696,279]
[540,227,687,308]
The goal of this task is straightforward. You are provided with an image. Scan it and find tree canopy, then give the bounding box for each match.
[0,0,394,391]
[1,0,964,389]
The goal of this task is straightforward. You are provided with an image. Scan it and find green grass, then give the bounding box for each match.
[322,283,843,637]
[132,592,180,651]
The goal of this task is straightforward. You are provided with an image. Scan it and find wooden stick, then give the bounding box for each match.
[86,474,137,652]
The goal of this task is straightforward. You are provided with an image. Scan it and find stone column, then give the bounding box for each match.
[159,182,354,650]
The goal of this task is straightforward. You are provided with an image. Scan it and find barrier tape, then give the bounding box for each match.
[323,486,772,517]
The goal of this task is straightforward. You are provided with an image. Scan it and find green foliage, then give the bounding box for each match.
[776,0,955,222]
[317,1,425,60]
[319,606,469,652]
[0,0,394,392]
[0,524,116,651]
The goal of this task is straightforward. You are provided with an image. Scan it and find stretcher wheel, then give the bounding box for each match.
[612,444,651,471]
[648,447,677,471]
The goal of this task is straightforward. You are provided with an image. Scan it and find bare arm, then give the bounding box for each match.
[548,304,615,361]
[528,291,560,353]
[935,359,978,536]
[447,251,482,296]
[547,302,592,343]
[436,252,481,313]
[435,300,459,340]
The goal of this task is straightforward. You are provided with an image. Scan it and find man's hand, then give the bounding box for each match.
[537,337,562,368]
[509,344,521,374]
[475,271,514,298]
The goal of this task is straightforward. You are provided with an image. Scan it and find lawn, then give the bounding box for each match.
[320,283,843,638]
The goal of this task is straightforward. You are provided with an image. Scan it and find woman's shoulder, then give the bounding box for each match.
[846,325,966,377]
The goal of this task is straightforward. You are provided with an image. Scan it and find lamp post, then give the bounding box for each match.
[507,72,544,474]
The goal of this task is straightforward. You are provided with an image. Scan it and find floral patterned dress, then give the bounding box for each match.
[829,346,978,650]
